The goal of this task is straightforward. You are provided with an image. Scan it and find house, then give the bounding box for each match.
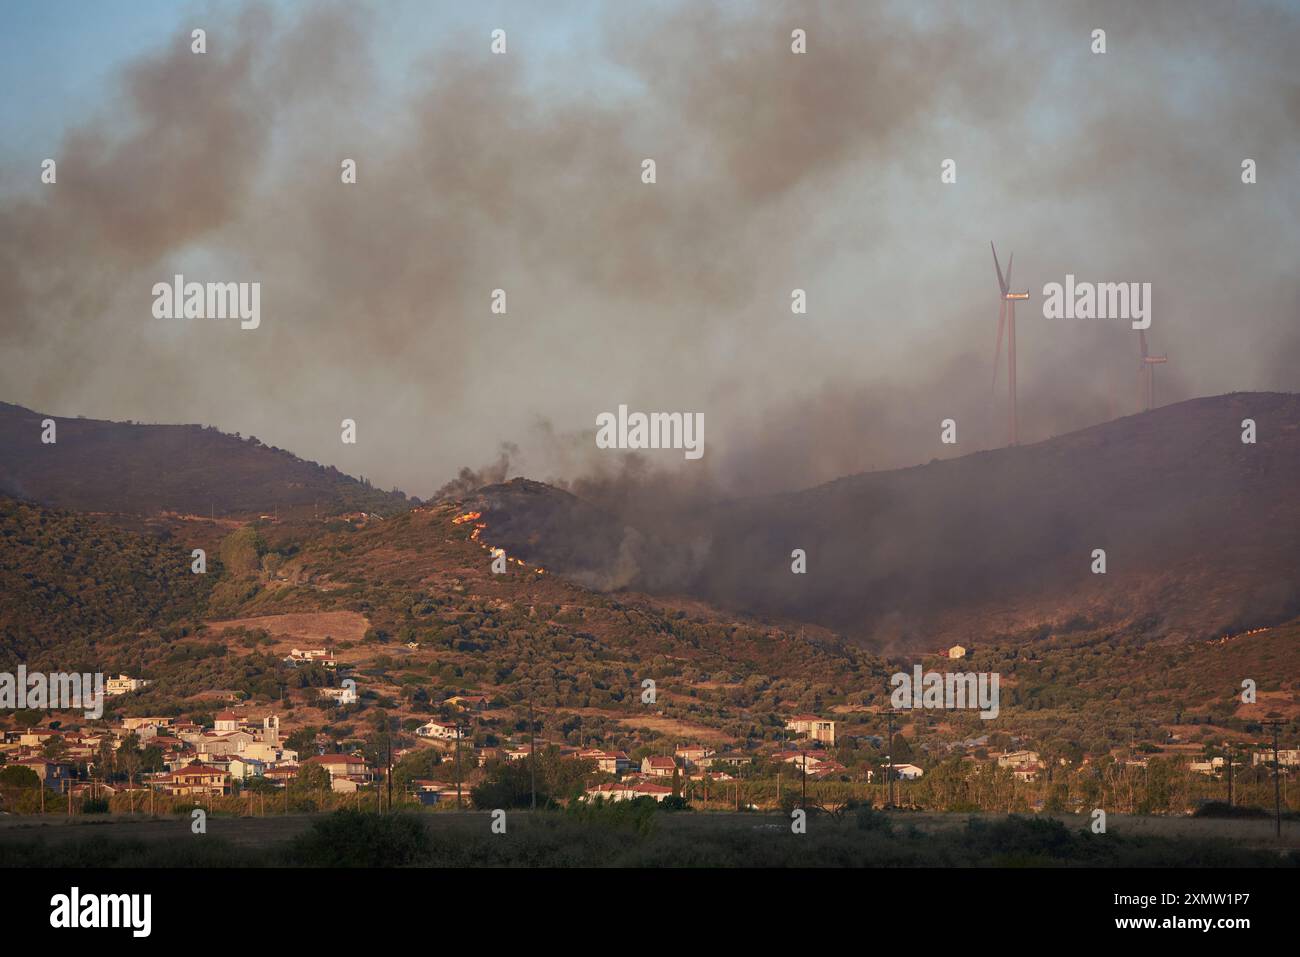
[156,763,229,797]
[447,695,491,711]
[1188,757,1225,775]
[227,756,267,781]
[584,781,639,802]
[891,763,924,781]
[641,756,677,778]
[583,781,675,803]
[318,686,358,706]
[122,716,172,731]
[1253,749,1300,768]
[416,720,463,741]
[629,781,674,802]
[263,766,299,788]
[105,674,152,696]
[284,648,336,668]
[712,751,750,767]
[196,730,254,757]
[674,744,715,768]
[411,780,463,805]
[17,729,60,748]
[213,712,243,733]
[14,758,72,793]
[1011,766,1041,782]
[785,715,836,746]
[577,749,632,774]
[776,751,823,772]
[807,761,848,780]
[997,750,1041,769]
[303,754,373,792]
[948,645,967,660]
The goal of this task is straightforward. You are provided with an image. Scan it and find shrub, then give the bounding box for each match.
[285,810,431,867]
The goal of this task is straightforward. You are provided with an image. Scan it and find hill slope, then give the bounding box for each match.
[0,402,409,519]
[0,496,213,665]
[467,393,1300,648]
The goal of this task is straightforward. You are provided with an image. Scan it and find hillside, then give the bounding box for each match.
[465,393,1300,649]
[0,402,410,519]
[0,497,213,665]
[4,493,1294,775]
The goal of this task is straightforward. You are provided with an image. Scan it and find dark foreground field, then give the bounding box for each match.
[1,808,1296,868]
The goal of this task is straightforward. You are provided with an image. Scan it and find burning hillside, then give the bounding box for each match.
[461,393,1300,650]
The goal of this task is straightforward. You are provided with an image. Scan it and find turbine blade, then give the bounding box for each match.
[1004,253,1014,290]
[990,242,1007,295]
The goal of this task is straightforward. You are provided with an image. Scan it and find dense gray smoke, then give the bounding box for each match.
[1,0,1297,506]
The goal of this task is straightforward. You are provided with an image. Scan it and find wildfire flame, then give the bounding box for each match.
[454,510,545,575]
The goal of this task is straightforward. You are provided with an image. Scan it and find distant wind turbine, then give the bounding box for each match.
[990,242,1030,445]
[1138,330,1167,412]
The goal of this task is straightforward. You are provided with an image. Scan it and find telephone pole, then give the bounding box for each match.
[886,710,896,809]
[529,699,537,811]
[801,748,807,810]
[385,722,394,814]
[1262,720,1285,840]
[455,723,463,810]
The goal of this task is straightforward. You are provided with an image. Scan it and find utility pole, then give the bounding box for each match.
[529,699,537,811]
[385,722,394,814]
[801,748,807,811]
[1262,720,1284,840]
[1226,746,1234,808]
[886,710,896,810]
[455,724,463,810]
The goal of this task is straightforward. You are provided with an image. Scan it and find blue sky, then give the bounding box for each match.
[0,0,626,167]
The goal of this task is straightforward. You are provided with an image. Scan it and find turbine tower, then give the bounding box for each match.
[990,242,1030,445]
[1138,330,1167,411]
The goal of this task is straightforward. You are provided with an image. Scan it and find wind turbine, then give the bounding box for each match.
[1138,330,1167,411]
[990,242,1030,445]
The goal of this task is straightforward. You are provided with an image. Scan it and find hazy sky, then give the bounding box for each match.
[2,0,1298,500]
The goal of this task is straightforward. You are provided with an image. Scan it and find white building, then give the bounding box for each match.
[1253,749,1300,768]
[318,686,357,706]
[997,750,1041,769]
[284,648,336,668]
[785,715,836,746]
[227,755,266,781]
[105,675,152,696]
[416,720,462,741]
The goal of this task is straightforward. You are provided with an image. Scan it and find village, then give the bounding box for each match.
[2,656,1294,816]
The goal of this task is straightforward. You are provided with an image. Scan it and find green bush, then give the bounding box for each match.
[284,810,431,867]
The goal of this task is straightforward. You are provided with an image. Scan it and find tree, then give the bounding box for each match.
[392,748,442,790]
[0,765,41,789]
[288,763,333,810]
[13,709,43,729]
